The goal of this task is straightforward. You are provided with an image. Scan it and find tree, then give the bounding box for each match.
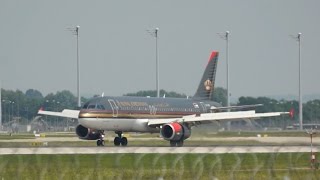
[25,89,43,99]
[212,87,227,106]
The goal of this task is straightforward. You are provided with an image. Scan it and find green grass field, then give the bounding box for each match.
[0,153,319,179]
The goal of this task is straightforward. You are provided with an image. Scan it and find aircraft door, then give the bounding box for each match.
[199,102,207,113]
[108,99,119,117]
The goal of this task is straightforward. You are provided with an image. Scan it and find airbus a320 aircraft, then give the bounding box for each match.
[38,51,290,147]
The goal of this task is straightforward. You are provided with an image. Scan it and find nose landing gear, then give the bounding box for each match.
[96,131,105,146]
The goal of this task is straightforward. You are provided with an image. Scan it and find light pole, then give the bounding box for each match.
[0,82,2,128]
[11,101,14,121]
[147,28,160,98]
[291,33,303,130]
[218,31,230,130]
[76,26,81,108]
[69,26,81,108]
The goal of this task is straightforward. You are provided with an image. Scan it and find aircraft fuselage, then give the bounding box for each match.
[78,96,221,132]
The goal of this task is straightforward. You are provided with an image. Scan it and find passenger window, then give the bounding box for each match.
[97,105,105,110]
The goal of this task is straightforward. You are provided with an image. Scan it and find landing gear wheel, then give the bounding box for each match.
[176,140,184,147]
[170,141,176,147]
[100,140,105,146]
[121,137,128,146]
[114,137,121,146]
[97,139,101,146]
[97,139,105,146]
[169,140,184,147]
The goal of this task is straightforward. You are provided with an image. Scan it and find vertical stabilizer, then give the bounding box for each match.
[193,51,219,101]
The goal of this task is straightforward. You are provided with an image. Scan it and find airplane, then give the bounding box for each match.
[38,51,290,147]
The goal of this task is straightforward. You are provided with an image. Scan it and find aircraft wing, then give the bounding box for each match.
[211,104,263,111]
[38,109,80,119]
[147,110,289,126]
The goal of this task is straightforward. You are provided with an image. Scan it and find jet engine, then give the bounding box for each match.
[160,122,191,141]
[75,124,100,140]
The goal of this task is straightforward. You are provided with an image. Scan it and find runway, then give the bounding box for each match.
[0,146,317,155]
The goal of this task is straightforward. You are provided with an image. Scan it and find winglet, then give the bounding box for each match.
[289,108,294,119]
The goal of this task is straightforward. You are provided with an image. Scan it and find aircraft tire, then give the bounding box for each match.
[114,137,121,146]
[100,140,105,146]
[176,140,184,147]
[121,137,128,146]
[97,139,101,146]
[170,141,176,147]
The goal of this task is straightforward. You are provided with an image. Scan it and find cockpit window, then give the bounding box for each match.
[84,103,105,110]
[82,102,89,109]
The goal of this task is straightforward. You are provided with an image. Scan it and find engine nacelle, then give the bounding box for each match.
[75,124,100,140]
[160,122,191,141]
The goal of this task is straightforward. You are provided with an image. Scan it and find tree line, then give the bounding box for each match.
[1,88,319,125]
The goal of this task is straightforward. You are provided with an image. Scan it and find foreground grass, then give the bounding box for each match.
[0,153,319,179]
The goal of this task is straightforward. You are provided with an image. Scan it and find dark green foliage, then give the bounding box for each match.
[212,87,227,106]
[25,89,43,99]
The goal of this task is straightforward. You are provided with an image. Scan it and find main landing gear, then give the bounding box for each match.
[170,140,184,147]
[114,131,128,146]
[96,131,105,146]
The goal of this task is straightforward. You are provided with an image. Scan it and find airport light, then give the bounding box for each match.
[147,28,160,98]
[290,33,303,130]
[68,26,81,108]
[218,31,230,130]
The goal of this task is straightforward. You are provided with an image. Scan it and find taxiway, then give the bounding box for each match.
[0,146,317,155]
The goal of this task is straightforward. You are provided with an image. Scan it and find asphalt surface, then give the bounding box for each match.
[1,136,319,143]
[0,146,317,155]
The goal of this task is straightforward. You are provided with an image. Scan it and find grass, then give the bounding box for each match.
[0,153,319,179]
[0,134,35,140]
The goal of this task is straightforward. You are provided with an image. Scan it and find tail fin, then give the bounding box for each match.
[193,51,219,101]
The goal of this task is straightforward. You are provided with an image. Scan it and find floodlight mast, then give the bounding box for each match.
[147,28,160,98]
[76,26,80,108]
[217,31,230,129]
[155,28,159,98]
[0,81,2,129]
[291,33,303,130]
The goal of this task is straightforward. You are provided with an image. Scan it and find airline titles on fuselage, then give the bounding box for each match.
[116,101,171,108]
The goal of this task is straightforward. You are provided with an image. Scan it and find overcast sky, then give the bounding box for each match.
[0,0,319,100]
